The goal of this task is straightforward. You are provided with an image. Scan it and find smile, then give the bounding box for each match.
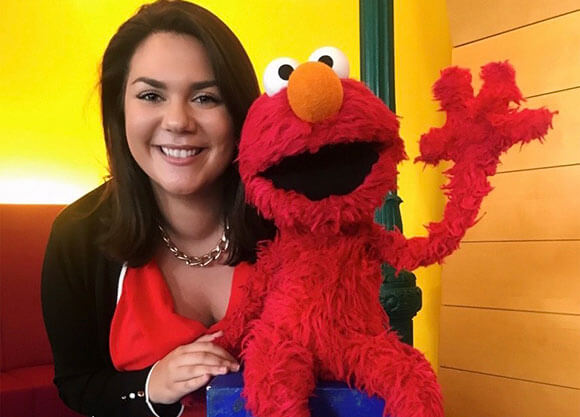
[159,146,204,159]
[259,142,380,201]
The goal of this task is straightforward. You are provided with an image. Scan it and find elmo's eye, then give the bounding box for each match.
[308,46,349,79]
[263,57,299,96]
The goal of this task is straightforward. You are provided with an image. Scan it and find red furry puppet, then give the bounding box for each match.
[218,47,555,417]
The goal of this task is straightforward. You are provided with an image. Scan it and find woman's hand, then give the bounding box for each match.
[147,331,240,404]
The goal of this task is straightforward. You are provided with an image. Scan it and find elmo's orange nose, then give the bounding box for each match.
[287,62,343,123]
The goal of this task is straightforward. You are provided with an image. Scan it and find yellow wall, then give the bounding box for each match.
[1,1,146,203]
[193,1,360,92]
[0,0,358,204]
[394,0,451,369]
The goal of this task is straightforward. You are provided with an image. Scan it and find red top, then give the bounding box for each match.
[110,260,250,416]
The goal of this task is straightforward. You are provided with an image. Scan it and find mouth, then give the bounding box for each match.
[159,146,204,159]
[259,142,380,200]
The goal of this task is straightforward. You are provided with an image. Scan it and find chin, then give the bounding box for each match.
[151,179,198,198]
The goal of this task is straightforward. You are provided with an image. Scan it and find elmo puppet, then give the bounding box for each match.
[219,47,555,417]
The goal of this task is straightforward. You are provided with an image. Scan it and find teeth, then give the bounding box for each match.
[160,147,202,158]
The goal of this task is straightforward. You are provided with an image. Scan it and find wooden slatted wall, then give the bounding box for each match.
[441,2,580,416]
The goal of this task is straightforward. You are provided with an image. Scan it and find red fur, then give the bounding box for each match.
[218,62,555,417]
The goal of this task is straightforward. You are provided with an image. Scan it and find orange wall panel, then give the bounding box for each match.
[463,165,580,241]
[440,367,580,417]
[452,11,580,97]
[440,306,580,388]
[442,240,580,315]
[443,4,580,416]
[447,0,580,46]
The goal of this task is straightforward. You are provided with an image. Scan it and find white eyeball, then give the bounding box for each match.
[263,57,299,96]
[308,46,349,79]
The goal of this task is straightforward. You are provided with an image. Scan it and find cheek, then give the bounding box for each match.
[124,101,139,144]
[203,109,235,153]
[124,102,155,148]
[221,129,236,163]
[216,110,236,148]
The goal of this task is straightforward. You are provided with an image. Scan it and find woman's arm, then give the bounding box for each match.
[41,212,182,417]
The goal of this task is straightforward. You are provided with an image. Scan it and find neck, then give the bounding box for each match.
[153,183,226,256]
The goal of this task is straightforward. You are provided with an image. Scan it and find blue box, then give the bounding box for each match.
[206,372,387,417]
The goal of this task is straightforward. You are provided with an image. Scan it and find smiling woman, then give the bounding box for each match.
[40,2,275,417]
[124,33,235,200]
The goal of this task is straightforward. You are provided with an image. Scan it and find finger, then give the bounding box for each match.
[175,351,240,372]
[179,374,213,394]
[194,331,223,343]
[182,342,239,364]
[174,364,230,382]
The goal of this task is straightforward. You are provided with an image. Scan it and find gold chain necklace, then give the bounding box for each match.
[158,221,230,267]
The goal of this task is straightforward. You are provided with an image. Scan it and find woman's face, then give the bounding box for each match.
[124,32,235,199]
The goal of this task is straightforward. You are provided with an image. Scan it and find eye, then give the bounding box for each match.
[193,93,219,106]
[308,46,349,79]
[263,57,299,96]
[137,91,164,102]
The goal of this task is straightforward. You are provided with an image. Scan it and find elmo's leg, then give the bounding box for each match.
[243,320,315,417]
[339,331,443,417]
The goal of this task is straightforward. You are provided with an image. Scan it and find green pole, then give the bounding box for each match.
[359,0,422,345]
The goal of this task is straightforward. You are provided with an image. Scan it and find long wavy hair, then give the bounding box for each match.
[98,0,275,266]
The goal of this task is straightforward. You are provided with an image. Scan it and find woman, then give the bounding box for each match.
[41,1,274,416]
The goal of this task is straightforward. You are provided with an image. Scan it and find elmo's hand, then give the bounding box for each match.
[416,61,555,168]
[380,61,555,272]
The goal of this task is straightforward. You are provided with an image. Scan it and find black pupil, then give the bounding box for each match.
[318,55,334,67]
[278,64,294,81]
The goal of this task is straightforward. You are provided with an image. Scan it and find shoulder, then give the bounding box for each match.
[53,183,110,232]
[55,183,109,225]
[48,183,116,266]
[44,182,123,291]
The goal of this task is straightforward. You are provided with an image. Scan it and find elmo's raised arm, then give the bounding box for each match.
[376,62,555,272]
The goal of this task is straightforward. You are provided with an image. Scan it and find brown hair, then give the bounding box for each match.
[98,0,275,266]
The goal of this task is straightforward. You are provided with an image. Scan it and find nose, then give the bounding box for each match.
[162,100,194,132]
[287,61,343,123]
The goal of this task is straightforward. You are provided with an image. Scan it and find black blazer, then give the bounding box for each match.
[41,185,181,417]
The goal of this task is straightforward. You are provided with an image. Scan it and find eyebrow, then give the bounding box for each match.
[131,77,218,90]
